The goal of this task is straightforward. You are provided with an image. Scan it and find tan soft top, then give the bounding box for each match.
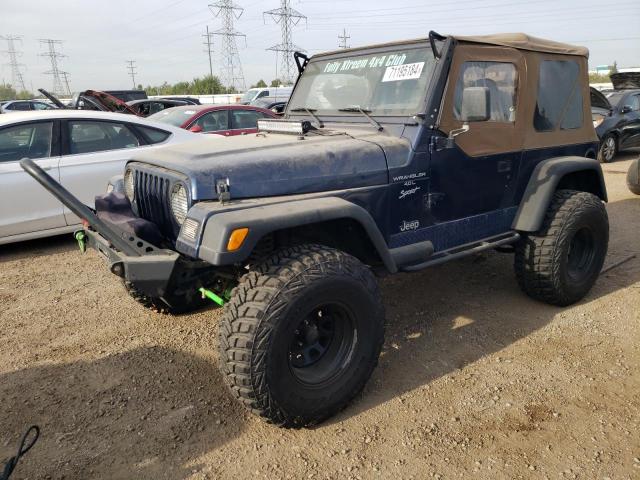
[453,33,588,57]
[314,33,588,58]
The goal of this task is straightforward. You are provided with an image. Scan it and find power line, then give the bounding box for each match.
[1,35,27,92]
[126,60,137,88]
[264,0,307,85]
[338,28,350,49]
[209,0,246,92]
[39,39,70,96]
[203,25,215,93]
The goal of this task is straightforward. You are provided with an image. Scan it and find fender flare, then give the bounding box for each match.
[512,156,607,232]
[196,196,398,272]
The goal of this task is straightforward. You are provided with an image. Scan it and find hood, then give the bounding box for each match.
[129,127,408,200]
[610,72,640,90]
[79,90,141,116]
[590,87,611,112]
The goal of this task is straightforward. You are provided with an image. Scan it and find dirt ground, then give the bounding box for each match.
[1,154,639,480]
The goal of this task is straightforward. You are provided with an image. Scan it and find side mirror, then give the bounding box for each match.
[189,125,203,133]
[620,105,632,114]
[461,86,490,122]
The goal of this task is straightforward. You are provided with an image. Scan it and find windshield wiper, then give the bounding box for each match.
[338,106,383,131]
[289,107,324,128]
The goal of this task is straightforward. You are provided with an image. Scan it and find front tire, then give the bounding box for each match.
[218,244,385,427]
[597,134,617,163]
[515,190,608,306]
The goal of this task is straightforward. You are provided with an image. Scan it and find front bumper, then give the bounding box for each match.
[83,227,180,299]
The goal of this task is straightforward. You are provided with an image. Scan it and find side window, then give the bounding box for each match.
[625,95,640,112]
[0,122,53,163]
[454,62,517,122]
[534,60,583,131]
[32,102,51,110]
[68,121,140,154]
[194,110,229,132]
[9,102,31,111]
[137,126,171,144]
[256,90,269,99]
[231,110,268,129]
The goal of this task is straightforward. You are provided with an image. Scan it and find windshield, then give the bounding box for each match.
[240,90,259,103]
[288,45,436,116]
[605,92,625,107]
[148,108,197,127]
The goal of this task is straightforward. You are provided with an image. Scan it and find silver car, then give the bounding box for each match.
[0,110,200,244]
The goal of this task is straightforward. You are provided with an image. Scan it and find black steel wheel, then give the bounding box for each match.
[218,244,385,427]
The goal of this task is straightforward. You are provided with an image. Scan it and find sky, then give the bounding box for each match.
[1,0,639,93]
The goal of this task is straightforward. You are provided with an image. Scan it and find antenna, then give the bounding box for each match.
[39,39,70,96]
[1,35,27,92]
[338,28,350,49]
[126,60,137,88]
[264,0,307,85]
[209,0,246,92]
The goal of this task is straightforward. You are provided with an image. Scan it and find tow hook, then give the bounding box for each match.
[74,231,87,253]
[199,287,225,306]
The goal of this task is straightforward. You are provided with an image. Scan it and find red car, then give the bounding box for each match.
[148,104,277,136]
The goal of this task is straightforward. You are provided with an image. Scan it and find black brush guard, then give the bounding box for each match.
[20,159,179,299]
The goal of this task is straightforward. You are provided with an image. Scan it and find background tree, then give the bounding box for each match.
[252,79,267,88]
[610,61,618,74]
[270,79,282,87]
[0,84,34,101]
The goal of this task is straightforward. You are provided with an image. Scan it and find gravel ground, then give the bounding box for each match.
[1,153,639,480]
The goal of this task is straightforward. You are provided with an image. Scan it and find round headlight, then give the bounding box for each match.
[170,183,188,225]
[124,169,135,202]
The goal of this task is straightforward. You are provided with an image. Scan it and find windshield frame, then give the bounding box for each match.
[286,40,436,123]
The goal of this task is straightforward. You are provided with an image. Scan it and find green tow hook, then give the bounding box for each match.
[199,287,225,307]
[75,231,87,253]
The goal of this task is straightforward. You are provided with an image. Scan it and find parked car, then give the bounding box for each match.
[126,99,189,117]
[240,86,292,105]
[25,32,609,427]
[0,109,199,244]
[148,104,277,135]
[0,100,57,113]
[590,81,640,162]
[251,98,287,115]
[160,96,201,105]
[40,88,142,116]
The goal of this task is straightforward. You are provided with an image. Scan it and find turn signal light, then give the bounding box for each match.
[227,228,249,251]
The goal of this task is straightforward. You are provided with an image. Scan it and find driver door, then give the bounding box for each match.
[0,120,64,240]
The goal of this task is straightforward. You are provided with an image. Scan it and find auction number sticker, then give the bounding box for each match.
[382,62,425,82]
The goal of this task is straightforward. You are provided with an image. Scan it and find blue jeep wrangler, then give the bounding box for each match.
[23,32,609,427]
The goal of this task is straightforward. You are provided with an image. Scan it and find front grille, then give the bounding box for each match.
[131,166,179,239]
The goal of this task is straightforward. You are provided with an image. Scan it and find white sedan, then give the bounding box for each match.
[0,109,200,245]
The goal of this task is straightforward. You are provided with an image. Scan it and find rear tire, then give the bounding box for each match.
[515,190,608,306]
[627,158,640,195]
[218,244,385,428]
[597,134,617,163]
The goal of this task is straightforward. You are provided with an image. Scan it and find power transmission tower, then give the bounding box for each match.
[264,0,306,85]
[338,28,350,49]
[1,35,27,92]
[126,60,137,88]
[61,72,72,95]
[39,39,70,96]
[202,25,215,93]
[209,0,246,92]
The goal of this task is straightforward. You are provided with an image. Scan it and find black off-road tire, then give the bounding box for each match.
[597,134,617,163]
[123,280,207,314]
[218,244,385,428]
[514,190,608,306]
[627,158,640,195]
